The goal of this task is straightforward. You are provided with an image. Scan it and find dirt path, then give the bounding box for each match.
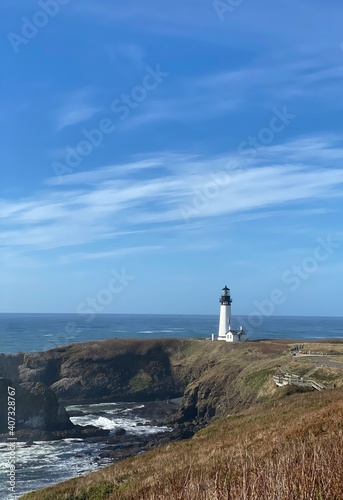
[296,355,343,370]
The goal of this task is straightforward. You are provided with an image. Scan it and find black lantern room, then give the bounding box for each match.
[219,285,232,305]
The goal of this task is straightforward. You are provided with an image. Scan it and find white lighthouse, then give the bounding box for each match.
[218,285,247,342]
[218,285,232,339]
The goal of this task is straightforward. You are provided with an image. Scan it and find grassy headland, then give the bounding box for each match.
[21,387,343,499]
[10,338,343,499]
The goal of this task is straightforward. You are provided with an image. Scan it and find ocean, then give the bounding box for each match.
[0,313,342,498]
[0,401,171,499]
[1,313,343,355]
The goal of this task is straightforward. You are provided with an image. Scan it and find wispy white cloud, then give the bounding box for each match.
[118,89,240,131]
[59,245,163,264]
[0,248,49,269]
[2,135,343,259]
[65,0,343,58]
[197,59,343,102]
[107,55,342,131]
[67,1,215,32]
[120,106,176,131]
[55,88,101,131]
[45,154,199,186]
[57,106,101,131]
[103,43,145,68]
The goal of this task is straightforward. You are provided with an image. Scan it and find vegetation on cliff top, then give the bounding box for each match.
[21,387,343,499]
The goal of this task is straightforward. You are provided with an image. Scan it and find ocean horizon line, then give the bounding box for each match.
[0,312,343,319]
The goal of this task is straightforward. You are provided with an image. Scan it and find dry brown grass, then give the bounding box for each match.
[135,437,343,500]
[21,388,343,500]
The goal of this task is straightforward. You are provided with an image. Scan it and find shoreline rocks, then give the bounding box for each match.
[1,424,110,442]
[0,378,109,442]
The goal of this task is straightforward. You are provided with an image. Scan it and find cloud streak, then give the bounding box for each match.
[59,245,164,264]
[1,135,343,257]
[55,88,101,131]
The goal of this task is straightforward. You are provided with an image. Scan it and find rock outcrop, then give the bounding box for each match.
[3,339,187,404]
[0,353,23,382]
[0,378,69,433]
[0,378,109,441]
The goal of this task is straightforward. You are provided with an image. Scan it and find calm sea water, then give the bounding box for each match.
[0,313,342,355]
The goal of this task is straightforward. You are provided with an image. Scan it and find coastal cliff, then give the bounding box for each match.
[0,339,283,426]
[1,339,343,440]
[1,339,187,404]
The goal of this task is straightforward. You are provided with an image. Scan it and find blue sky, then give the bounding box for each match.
[1,0,343,316]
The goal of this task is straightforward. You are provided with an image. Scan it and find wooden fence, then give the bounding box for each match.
[273,373,326,391]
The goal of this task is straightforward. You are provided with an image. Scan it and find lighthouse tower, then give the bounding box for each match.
[217,285,247,342]
[218,286,232,340]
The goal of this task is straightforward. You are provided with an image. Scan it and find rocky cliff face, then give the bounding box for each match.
[172,363,257,428]
[0,353,23,382]
[0,339,189,441]
[0,377,109,441]
[11,339,187,404]
[0,378,70,433]
[0,338,296,437]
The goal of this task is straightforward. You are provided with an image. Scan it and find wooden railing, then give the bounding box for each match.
[273,373,326,391]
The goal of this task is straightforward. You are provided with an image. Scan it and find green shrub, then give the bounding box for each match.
[75,481,114,500]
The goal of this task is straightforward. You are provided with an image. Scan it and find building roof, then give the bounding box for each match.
[227,329,246,335]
